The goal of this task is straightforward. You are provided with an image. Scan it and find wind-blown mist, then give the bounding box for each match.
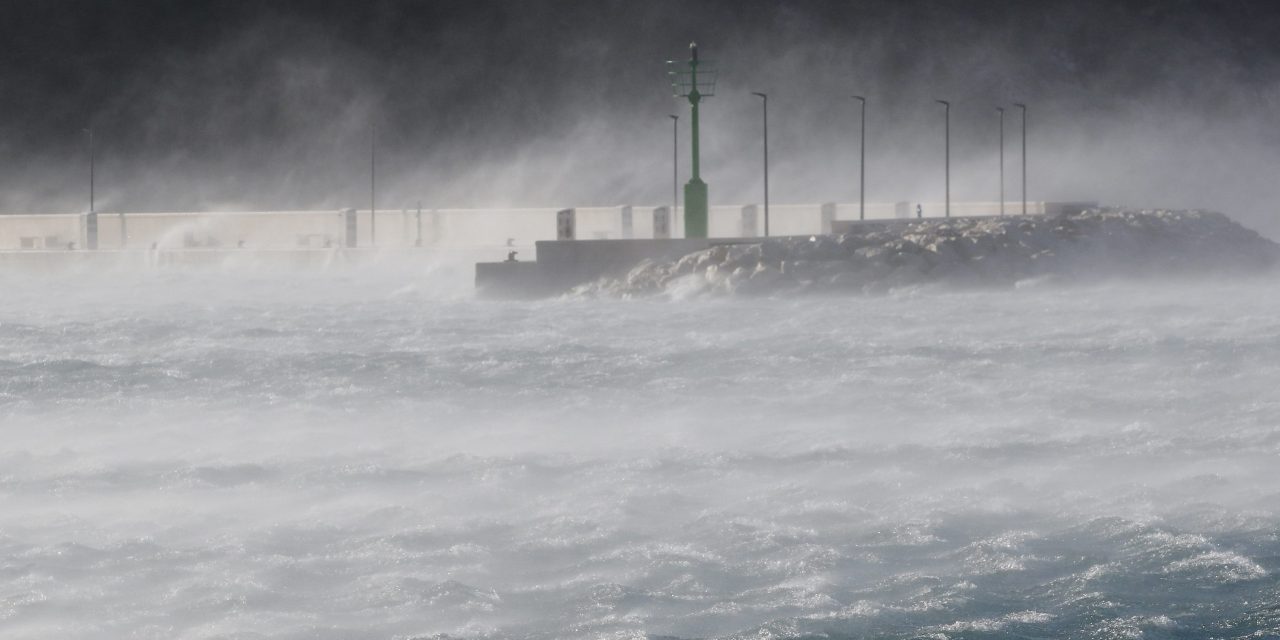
[4,1,1280,235]
[1,268,1278,638]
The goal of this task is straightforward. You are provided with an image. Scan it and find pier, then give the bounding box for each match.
[475,201,1095,298]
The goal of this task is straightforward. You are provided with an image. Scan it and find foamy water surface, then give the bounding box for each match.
[1,266,1278,639]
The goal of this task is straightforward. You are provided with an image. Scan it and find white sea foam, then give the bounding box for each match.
[0,269,1278,639]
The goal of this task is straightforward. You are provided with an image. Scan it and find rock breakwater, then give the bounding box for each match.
[573,208,1279,297]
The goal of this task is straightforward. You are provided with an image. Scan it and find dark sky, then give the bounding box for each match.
[4,1,1280,232]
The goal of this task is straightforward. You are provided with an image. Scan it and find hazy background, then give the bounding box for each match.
[3,0,1280,236]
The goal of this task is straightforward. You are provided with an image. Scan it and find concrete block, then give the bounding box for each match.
[557,208,576,240]
[653,206,671,239]
[82,212,98,250]
[526,238,711,294]
[820,203,837,234]
[620,205,634,239]
[475,261,555,299]
[343,208,357,247]
[740,205,759,237]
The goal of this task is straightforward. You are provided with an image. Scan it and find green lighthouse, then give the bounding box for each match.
[669,42,717,238]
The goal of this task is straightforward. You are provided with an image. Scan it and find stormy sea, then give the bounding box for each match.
[2,266,1278,639]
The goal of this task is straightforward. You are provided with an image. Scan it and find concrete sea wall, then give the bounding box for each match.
[0,202,1080,254]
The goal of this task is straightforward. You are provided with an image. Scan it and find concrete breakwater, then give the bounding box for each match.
[0,246,514,274]
[571,208,1279,297]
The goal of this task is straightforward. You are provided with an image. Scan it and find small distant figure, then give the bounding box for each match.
[66,241,76,250]
[237,240,246,249]
[150,242,158,250]
[506,250,519,262]
[506,238,515,247]
[916,204,923,219]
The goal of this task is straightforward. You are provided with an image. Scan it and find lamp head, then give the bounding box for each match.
[751,91,767,99]
[852,95,866,102]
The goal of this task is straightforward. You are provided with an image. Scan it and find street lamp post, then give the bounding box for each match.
[936,100,950,218]
[1014,102,1027,215]
[668,114,679,227]
[416,200,423,247]
[997,107,1005,216]
[84,127,95,215]
[853,95,866,221]
[83,126,98,250]
[751,91,769,236]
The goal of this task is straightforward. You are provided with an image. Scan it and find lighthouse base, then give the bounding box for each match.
[683,180,708,239]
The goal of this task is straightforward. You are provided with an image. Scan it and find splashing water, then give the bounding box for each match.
[1,268,1278,639]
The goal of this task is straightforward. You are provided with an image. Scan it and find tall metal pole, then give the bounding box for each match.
[997,107,1005,216]
[936,100,950,218]
[416,200,423,247]
[669,114,679,225]
[752,92,769,236]
[370,123,377,247]
[683,42,710,238]
[85,127,95,214]
[1015,103,1027,215]
[853,96,866,221]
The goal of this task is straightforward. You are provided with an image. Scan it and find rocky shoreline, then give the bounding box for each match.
[573,208,1279,297]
